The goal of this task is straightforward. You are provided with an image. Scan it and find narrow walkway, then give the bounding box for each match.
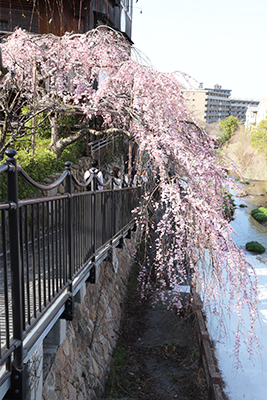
[100,286,209,400]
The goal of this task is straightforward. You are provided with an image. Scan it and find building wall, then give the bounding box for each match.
[205,88,231,122]
[182,90,206,122]
[182,87,231,123]
[0,1,40,33]
[230,99,259,122]
[256,101,267,126]
[0,0,132,40]
[245,99,267,129]
[245,107,257,130]
[120,0,133,40]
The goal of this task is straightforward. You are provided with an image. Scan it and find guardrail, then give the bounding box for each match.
[0,149,141,399]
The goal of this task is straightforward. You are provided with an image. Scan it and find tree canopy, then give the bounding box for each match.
[251,117,267,156]
[0,27,259,367]
[218,115,239,146]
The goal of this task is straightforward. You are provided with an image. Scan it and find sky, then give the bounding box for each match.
[132,0,267,101]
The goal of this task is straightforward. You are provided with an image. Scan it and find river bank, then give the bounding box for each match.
[222,127,267,181]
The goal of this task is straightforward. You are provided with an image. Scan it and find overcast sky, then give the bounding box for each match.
[132,0,267,101]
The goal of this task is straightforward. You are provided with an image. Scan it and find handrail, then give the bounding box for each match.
[100,175,113,187]
[72,173,92,188]
[0,163,9,175]
[18,194,69,207]
[82,171,113,189]
[17,165,69,191]
[0,201,16,210]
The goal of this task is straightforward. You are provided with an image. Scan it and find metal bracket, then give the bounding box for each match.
[125,229,131,239]
[60,297,74,321]
[9,365,26,399]
[117,236,123,248]
[106,249,113,264]
[87,265,96,284]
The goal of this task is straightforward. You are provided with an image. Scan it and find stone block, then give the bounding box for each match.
[25,342,43,400]
[74,283,86,304]
[43,319,67,352]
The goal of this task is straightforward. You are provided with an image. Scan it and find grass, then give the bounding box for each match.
[1,137,86,200]
[251,206,267,222]
[223,190,235,221]
[245,241,266,254]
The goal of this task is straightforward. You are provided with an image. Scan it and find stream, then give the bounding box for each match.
[207,178,267,400]
[230,179,267,250]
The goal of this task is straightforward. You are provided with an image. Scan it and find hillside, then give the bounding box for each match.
[221,126,267,181]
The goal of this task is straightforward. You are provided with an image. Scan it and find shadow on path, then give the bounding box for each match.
[100,284,209,400]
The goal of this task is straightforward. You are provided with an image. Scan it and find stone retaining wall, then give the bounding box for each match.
[43,156,92,196]
[41,234,137,400]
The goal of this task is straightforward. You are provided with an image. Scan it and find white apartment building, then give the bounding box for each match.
[245,99,267,130]
[230,98,259,122]
[183,84,259,124]
[182,84,231,123]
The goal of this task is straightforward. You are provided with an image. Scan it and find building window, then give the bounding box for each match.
[122,0,133,17]
[122,0,129,11]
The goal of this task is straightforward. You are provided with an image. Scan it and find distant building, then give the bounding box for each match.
[182,84,259,124]
[245,107,258,130]
[0,0,133,41]
[230,98,259,122]
[245,99,267,130]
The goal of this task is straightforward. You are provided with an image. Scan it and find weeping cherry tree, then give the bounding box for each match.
[0,26,259,367]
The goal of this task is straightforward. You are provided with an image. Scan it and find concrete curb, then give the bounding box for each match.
[191,286,225,400]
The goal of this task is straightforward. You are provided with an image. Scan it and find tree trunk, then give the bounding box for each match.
[51,127,130,159]
[0,117,8,160]
[49,112,59,153]
[128,132,132,177]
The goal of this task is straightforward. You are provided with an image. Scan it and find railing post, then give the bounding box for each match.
[88,171,97,284]
[93,171,97,258]
[62,162,74,320]
[5,149,26,399]
[111,172,115,239]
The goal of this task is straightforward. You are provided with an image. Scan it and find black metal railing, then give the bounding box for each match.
[0,149,141,399]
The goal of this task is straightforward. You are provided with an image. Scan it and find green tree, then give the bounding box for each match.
[218,116,239,146]
[250,118,267,156]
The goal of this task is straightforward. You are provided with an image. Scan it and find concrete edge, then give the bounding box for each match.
[191,286,226,400]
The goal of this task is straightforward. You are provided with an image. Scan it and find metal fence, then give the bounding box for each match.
[0,149,141,399]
